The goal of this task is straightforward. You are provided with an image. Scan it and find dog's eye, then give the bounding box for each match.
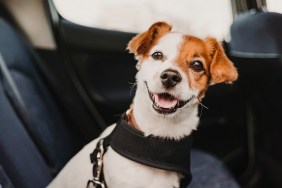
[151,51,163,60]
[189,60,204,72]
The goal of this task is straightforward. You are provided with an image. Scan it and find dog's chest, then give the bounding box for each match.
[103,147,181,188]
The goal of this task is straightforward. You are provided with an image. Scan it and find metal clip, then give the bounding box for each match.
[95,139,104,180]
[87,179,105,188]
[87,139,106,188]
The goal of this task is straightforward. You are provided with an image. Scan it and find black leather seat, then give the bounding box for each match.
[0,18,76,188]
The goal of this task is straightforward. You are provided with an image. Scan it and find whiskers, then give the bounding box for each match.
[196,97,209,118]
[129,82,137,96]
[197,98,209,110]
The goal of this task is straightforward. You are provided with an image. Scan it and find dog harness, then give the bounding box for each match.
[87,114,193,188]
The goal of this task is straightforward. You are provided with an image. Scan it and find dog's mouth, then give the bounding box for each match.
[145,82,193,114]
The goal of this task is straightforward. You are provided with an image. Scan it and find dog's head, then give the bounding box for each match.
[128,22,237,118]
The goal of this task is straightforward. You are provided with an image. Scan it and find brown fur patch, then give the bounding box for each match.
[175,36,210,99]
[127,22,172,58]
[205,37,238,84]
[126,105,139,130]
[175,36,238,99]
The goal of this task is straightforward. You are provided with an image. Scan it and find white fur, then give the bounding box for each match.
[47,125,116,188]
[48,32,201,188]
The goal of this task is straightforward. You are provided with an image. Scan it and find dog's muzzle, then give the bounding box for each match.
[145,82,193,114]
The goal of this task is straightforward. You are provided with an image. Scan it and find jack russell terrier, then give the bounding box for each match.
[48,22,238,188]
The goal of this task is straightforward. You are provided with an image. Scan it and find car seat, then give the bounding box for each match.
[230,10,282,187]
[0,18,75,188]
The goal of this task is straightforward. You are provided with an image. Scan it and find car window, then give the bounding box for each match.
[53,0,233,41]
[266,0,282,13]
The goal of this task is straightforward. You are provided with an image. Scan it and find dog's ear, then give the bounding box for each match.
[127,22,172,57]
[205,37,238,84]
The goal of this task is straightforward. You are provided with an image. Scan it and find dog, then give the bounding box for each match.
[48,21,238,188]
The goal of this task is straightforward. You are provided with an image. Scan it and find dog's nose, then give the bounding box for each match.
[160,69,182,89]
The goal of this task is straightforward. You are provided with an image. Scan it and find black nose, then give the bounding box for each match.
[160,69,182,89]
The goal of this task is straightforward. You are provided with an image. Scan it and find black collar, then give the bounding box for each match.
[88,114,193,188]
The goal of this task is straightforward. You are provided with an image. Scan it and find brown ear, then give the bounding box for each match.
[205,37,238,84]
[127,22,172,56]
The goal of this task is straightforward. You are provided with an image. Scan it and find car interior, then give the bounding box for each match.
[0,0,281,187]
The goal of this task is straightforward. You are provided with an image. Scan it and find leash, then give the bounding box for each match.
[87,114,192,188]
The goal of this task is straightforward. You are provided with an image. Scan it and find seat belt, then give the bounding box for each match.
[0,53,53,169]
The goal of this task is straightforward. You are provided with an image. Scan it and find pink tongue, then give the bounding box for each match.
[154,94,178,109]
